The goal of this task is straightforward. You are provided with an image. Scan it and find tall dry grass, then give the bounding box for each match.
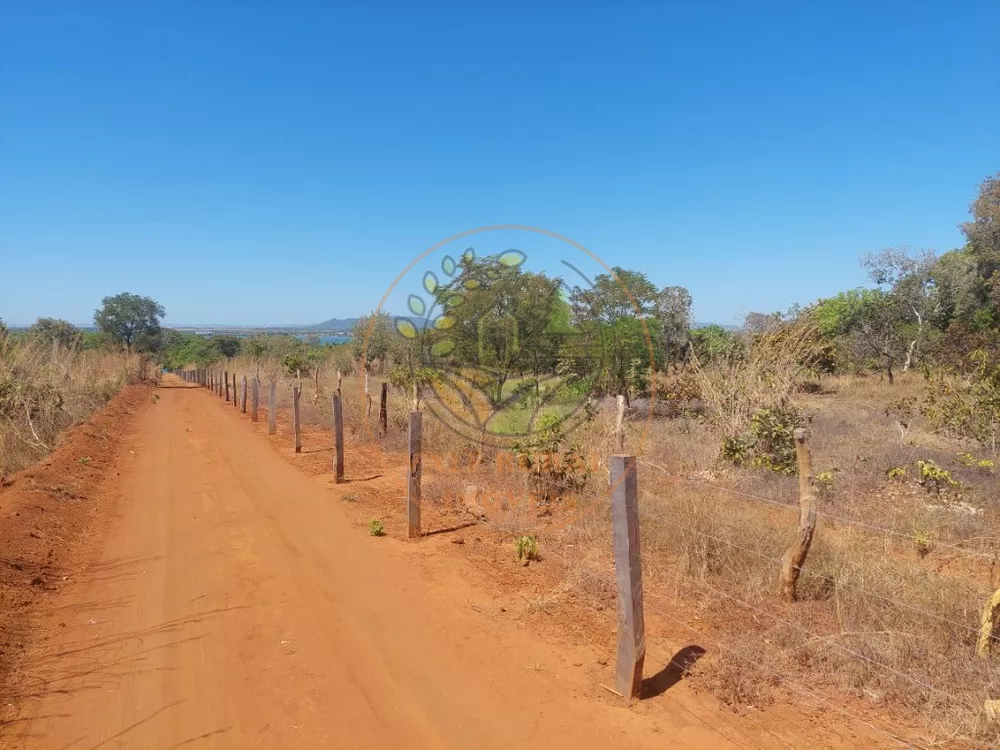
[0,335,144,475]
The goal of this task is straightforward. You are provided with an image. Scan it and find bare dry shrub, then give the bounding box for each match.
[0,336,143,474]
[693,323,824,439]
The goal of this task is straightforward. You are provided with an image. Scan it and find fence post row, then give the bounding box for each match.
[232,374,238,410]
[332,393,345,483]
[407,409,422,539]
[224,371,230,402]
[251,377,260,422]
[380,382,388,436]
[292,385,302,453]
[268,379,277,436]
[610,454,644,701]
[241,375,248,414]
[779,428,817,602]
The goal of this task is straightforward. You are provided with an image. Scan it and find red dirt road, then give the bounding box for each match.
[4,376,740,749]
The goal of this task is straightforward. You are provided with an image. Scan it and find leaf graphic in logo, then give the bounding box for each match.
[445,293,464,308]
[408,294,426,316]
[442,256,457,276]
[463,278,480,290]
[463,248,475,262]
[433,315,456,331]
[423,271,439,294]
[499,249,526,267]
[395,319,418,339]
[431,340,455,357]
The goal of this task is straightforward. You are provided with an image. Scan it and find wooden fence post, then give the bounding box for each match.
[233,374,238,410]
[407,410,422,538]
[614,394,626,452]
[779,428,818,602]
[332,393,345,483]
[241,375,248,413]
[292,385,302,453]
[251,377,260,422]
[365,372,372,417]
[224,371,230,402]
[611,454,644,701]
[268,380,277,435]
[218,371,223,397]
[379,382,388,436]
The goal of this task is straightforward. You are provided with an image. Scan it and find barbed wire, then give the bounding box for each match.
[636,458,1000,562]
[631,502,986,637]
[540,546,927,750]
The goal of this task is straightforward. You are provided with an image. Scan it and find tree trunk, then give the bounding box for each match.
[886,355,894,385]
[903,339,917,372]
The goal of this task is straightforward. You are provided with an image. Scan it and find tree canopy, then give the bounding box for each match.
[94,293,165,353]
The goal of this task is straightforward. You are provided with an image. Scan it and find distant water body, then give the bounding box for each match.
[304,334,350,345]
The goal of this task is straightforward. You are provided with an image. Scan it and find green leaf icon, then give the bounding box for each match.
[395,319,418,339]
[434,315,456,331]
[463,278,480,290]
[442,256,456,276]
[423,271,438,294]
[446,293,464,308]
[463,248,475,262]
[431,340,455,357]
[408,295,426,316]
[499,249,526,267]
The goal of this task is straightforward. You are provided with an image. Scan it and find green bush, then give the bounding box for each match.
[721,405,803,474]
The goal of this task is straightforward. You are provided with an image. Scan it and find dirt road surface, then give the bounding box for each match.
[6,375,747,749]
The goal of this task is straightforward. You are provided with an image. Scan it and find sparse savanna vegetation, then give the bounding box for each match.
[7,171,1000,746]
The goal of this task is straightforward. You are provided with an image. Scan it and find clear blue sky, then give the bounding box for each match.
[1,2,998,327]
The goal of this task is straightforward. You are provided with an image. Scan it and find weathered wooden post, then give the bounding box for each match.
[240,375,248,413]
[232,374,238,410]
[251,377,260,422]
[332,393,345,483]
[337,370,342,396]
[611,453,644,700]
[292,385,302,453]
[779,428,818,602]
[224,371,230,402]
[614,394,626,452]
[379,382,388,436]
[407,408,422,539]
[268,379,277,435]
[365,372,372,417]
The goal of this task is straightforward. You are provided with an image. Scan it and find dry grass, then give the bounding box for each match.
[216,348,1000,745]
[0,335,145,475]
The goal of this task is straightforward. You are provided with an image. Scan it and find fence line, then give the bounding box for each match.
[637,458,1000,562]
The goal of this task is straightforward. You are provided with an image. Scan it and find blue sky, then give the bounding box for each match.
[1,2,998,327]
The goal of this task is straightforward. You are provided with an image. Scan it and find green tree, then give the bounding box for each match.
[28,317,82,349]
[433,253,564,407]
[689,325,739,362]
[961,172,1000,313]
[352,311,406,370]
[569,267,662,403]
[211,335,242,358]
[94,293,165,353]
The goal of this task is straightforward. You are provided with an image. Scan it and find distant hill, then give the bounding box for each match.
[305,318,360,331]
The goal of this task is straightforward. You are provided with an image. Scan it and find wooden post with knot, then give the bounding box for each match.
[977,588,1000,658]
[779,428,817,602]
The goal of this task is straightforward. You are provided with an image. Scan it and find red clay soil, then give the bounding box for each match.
[0,376,899,748]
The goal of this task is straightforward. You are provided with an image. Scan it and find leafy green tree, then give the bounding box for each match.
[94,293,165,353]
[29,317,82,349]
[352,311,406,370]
[961,172,1000,315]
[211,335,242,358]
[432,253,564,407]
[689,325,739,362]
[569,267,662,402]
[160,331,220,369]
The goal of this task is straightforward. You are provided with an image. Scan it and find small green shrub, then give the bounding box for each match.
[77,456,91,465]
[887,466,907,481]
[368,519,385,537]
[515,534,539,565]
[916,459,960,494]
[721,405,804,474]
